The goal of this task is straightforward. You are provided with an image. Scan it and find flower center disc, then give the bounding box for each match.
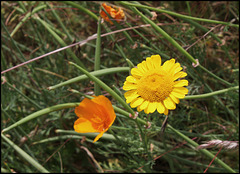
[137,69,174,102]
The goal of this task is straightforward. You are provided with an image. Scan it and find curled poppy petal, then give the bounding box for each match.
[74,95,116,142]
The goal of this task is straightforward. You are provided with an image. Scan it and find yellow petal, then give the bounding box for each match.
[173,80,189,87]
[147,102,157,113]
[126,76,139,83]
[124,90,139,103]
[173,62,180,69]
[156,102,165,114]
[168,62,180,75]
[146,57,154,70]
[123,81,137,90]
[151,55,161,68]
[137,61,147,73]
[162,58,175,71]
[174,66,183,73]
[139,100,149,110]
[140,61,148,72]
[164,108,169,115]
[169,93,180,104]
[144,107,149,114]
[171,91,186,99]
[173,87,188,94]
[124,89,138,97]
[125,94,139,103]
[163,97,176,110]
[137,105,142,112]
[131,68,143,77]
[130,97,144,108]
[173,71,187,80]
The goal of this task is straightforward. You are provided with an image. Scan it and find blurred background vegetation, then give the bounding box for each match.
[1,1,239,173]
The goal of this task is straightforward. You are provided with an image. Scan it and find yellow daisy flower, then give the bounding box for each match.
[123,55,188,115]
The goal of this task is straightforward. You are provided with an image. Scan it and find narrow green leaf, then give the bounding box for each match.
[2,103,79,133]
[94,18,102,96]
[184,86,239,100]
[1,133,50,173]
[48,67,130,90]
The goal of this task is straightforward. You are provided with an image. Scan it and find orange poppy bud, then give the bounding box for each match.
[74,95,116,142]
[100,3,125,24]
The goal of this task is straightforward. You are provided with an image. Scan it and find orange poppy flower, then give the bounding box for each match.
[74,95,116,142]
[100,3,125,24]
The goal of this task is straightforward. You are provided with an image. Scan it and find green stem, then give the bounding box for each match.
[184,86,239,100]
[119,1,239,28]
[2,103,79,133]
[1,133,49,173]
[167,124,236,173]
[204,84,238,123]
[94,18,102,96]
[186,1,191,16]
[47,67,130,90]
[126,58,135,69]
[32,134,115,145]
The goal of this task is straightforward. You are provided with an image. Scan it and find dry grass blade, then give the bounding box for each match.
[197,140,239,150]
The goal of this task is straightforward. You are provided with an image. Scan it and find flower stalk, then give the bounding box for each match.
[94,17,102,96]
[184,86,239,100]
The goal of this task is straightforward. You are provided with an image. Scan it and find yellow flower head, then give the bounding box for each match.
[74,95,116,142]
[100,3,125,25]
[123,55,188,115]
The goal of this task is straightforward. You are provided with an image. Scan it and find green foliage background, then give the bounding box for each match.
[1,1,239,173]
